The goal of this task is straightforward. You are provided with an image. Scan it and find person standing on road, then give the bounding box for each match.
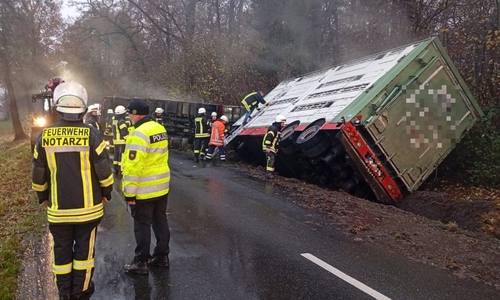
[112,105,130,175]
[31,82,113,300]
[262,115,286,179]
[206,115,228,162]
[122,98,171,275]
[241,91,268,125]
[193,107,210,162]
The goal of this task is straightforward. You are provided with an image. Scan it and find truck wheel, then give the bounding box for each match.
[295,125,325,150]
[280,120,300,155]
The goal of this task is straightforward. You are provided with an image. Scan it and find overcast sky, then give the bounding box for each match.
[61,2,79,20]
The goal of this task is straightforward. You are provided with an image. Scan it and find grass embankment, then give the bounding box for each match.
[0,123,46,299]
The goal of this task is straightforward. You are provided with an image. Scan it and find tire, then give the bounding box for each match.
[279,121,300,155]
[303,137,332,158]
[295,125,324,150]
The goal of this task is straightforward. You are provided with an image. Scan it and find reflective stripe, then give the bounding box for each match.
[47,209,103,223]
[53,262,72,275]
[45,146,89,153]
[131,130,148,142]
[47,203,103,216]
[48,152,58,210]
[123,182,170,197]
[73,258,95,270]
[80,151,92,208]
[84,227,97,289]
[95,140,107,155]
[123,172,170,182]
[32,182,48,192]
[126,144,168,154]
[100,174,113,187]
[33,146,39,159]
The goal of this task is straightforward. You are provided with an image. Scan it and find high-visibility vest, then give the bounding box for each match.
[209,120,225,147]
[31,120,113,224]
[122,118,170,200]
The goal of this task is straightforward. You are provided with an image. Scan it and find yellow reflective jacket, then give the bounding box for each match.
[31,120,114,224]
[122,116,170,201]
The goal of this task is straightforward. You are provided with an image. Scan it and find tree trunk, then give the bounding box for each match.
[0,50,27,140]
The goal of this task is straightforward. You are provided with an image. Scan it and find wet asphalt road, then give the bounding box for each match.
[90,151,499,300]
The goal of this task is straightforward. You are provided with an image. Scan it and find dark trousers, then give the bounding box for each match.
[206,145,226,161]
[193,137,209,159]
[113,144,125,174]
[265,151,276,172]
[130,194,170,261]
[49,220,100,297]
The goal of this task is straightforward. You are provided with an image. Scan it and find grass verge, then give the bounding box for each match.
[0,140,46,299]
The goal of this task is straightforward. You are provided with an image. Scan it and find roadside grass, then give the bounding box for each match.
[0,120,12,131]
[0,140,46,300]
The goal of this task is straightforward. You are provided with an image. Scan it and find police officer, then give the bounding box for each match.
[112,105,130,175]
[262,115,286,179]
[241,91,268,125]
[31,82,113,300]
[122,99,171,275]
[193,107,210,162]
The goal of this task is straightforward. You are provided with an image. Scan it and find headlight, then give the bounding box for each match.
[34,117,46,127]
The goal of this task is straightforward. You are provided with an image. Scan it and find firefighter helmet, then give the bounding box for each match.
[54,82,88,120]
[220,115,228,122]
[198,107,206,114]
[115,105,126,115]
[155,107,164,114]
[107,109,113,114]
[275,115,286,123]
[211,112,217,117]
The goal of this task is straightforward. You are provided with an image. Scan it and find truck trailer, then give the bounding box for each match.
[226,37,483,204]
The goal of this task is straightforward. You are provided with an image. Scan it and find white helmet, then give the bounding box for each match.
[155,107,164,114]
[198,107,206,114]
[114,105,126,115]
[275,115,286,123]
[107,109,113,114]
[211,112,217,117]
[220,115,228,122]
[54,82,88,117]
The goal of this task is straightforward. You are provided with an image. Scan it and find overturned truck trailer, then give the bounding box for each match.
[226,37,483,204]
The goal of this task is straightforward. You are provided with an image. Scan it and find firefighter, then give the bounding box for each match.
[206,115,228,162]
[31,82,113,300]
[122,99,171,275]
[209,111,217,126]
[85,104,102,135]
[152,107,167,125]
[241,91,268,125]
[112,105,130,175]
[262,115,286,179]
[193,107,210,162]
[104,108,114,135]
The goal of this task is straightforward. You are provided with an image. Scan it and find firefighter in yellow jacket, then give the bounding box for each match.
[31,82,113,300]
[262,115,286,179]
[122,99,171,275]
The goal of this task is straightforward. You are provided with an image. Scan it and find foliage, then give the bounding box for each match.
[439,108,500,187]
[0,141,46,300]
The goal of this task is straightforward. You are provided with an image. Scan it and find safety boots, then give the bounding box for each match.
[124,259,149,275]
[265,172,274,179]
[148,255,170,268]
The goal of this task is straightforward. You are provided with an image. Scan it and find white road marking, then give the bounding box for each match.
[301,253,392,300]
